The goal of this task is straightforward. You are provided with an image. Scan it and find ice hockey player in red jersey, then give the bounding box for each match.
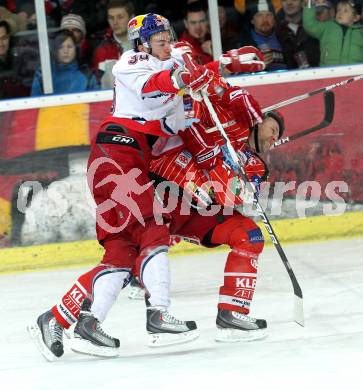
[149,70,285,341]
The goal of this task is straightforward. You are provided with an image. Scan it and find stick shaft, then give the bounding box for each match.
[262,74,363,113]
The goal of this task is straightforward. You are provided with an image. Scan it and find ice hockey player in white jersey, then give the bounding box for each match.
[27,13,217,361]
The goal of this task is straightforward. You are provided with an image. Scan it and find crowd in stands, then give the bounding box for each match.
[0,0,362,99]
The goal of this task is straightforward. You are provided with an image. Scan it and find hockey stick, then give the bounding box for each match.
[273,90,335,148]
[182,54,304,326]
[204,91,335,144]
[262,74,363,113]
[204,93,304,327]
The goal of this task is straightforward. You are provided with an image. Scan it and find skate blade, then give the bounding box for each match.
[69,337,120,358]
[215,327,267,343]
[148,329,199,348]
[27,323,60,362]
[128,286,145,300]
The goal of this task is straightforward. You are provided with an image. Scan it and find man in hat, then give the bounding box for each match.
[240,0,288,70]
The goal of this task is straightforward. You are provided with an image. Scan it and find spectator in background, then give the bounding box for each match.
[2,0,63,30]
[0,20,28,98]
[241,0,287,70]
[16,2,37,30]
[314,0,335,22]
[179,1,213,64]
[60,13,91,64]
[0,5,27,33]
[0,0,15,12]
[218,4,241,51]
[70,0,109,38]
[92,0,135,88]
[0,19,11,70]
[31,30,99,96]
[234,0,282,14]
[303,0,363,66]
[275,0,320,69]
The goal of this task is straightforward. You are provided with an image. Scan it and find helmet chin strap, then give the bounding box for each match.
[253,125,260,153]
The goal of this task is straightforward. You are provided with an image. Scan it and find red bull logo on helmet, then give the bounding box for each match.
[128,18,138,28]
[127,15,147,40]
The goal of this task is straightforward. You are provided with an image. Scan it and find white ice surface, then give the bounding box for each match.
[1,238,363,390]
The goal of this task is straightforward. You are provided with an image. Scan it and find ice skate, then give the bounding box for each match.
[128,275,145,300]
[69,299,120,358]
[215,309,267,342]
[27,310,64,362]
[147,306,199,347]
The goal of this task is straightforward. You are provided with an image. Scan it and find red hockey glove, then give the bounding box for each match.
[171,65,213,97]
[211,144,269,207]
[221,86,263,128]
[171,40,193,56]
[189,65,214,94]
[220,46,265,73]
[182,53,215,99]
[209,160,248,207]
[180,122,221,170]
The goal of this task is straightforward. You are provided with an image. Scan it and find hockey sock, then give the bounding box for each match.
[52,265,130,328]
[211,215,264,314]
[91,268,131,322]
[218,249,260,314]
[139,248,170,308]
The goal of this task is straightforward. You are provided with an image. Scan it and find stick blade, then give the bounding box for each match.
[294,295,305,327]
[322,90,335,125]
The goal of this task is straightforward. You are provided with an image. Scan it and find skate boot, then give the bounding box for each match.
[69,298,120,357]
[128,275,145,300]
[215,309,267,342]
[27,310,64,362]
[147,306,199,347]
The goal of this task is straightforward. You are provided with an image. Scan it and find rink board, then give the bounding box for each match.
[1,67,363,244]
[1,210,362,274]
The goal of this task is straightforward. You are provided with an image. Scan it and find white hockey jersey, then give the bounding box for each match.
[110,50,186,137]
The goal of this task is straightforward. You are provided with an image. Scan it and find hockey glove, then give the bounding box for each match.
[171,65,213,99]
[180,122,221,170]
[212,143,269,206]
[171,41,193,57]
[221,86,263,128]
[209,160,255,207]
[220,46,265,74]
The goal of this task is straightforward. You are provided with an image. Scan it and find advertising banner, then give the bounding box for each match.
[0,75,362,247]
